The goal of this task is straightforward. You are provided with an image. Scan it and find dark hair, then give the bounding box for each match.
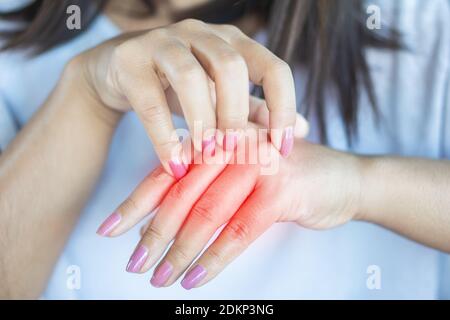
[0,0,401,143]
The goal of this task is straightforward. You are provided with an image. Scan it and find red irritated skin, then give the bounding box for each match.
[97,136,362,290]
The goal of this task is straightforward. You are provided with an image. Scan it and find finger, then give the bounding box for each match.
[96,167,175,237]
[248,96,269,128]
[140,217,154,237]
[125,149,232,274]
[97,131,196,238]
[249,96,309,138]
[112,40,188,179]
[209,25,297,156]
[150,163,260,287]
[180,189,274,289]
[152,38,217,153]
[188,32,249,151]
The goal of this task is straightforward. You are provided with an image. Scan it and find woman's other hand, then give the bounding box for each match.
[74,19,298,178]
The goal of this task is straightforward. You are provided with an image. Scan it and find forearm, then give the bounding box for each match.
[358,156,450,252]
[0,60,121,298]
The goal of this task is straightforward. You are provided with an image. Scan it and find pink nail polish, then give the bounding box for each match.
[126,245,149,273]
[202,137,216,157]
[150,261,173,287]
[181,265,207,290]
[222,132,239,151]
[169,159,188,180]
[280,127,294,158]
[96,212,121,236]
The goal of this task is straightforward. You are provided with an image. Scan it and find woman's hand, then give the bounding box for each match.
[74,19,298,178]
[97,131,363,289]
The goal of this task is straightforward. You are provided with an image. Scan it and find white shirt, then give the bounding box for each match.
[0,0,449,299]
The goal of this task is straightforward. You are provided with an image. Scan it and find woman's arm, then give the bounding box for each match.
[359,156,450,252]
[0,59,121,298]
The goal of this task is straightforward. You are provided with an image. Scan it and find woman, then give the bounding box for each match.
[0,0,449,299]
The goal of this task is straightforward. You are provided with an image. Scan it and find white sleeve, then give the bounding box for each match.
[0,92,18,153]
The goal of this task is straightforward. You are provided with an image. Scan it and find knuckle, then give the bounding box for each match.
[169,243,191,263]
[206,247,226,267]
[139,104,166,123]
[221,24,242,37]
[177,18,204,29]
[146,167,169,183]
[217,53,247,74]
[226,219,251,244]
[120,197,139,214]
[146,27,170,41]
[269,59,292,78]
[174,63,204,83]
[168,179,189,201]
[112,41,135,67]
[143,224,165,243]
[191,199,217,224]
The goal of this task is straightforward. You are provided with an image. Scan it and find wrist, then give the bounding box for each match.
[61,56,123,129]
[338,151,366,223]
[289,141,367,225]
[352,155,379,223]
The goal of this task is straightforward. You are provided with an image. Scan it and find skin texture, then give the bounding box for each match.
[99,134,450,290]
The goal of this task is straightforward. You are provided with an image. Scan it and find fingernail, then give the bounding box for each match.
[280,127,294,158]
[181,265,207,290]
[222,132,239,151]
[96,212,121,236]
[150,261,173,287]
[169,158,188,180]
[202,137,216,157]
[126,245,149,273]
